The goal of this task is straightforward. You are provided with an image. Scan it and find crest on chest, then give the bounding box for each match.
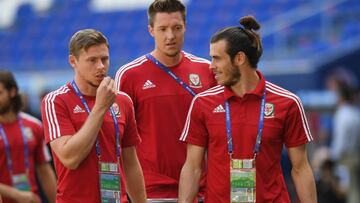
[189,73,202,88]
[24,127,34,141]
[111,103,121,118]
[264,103,275,118]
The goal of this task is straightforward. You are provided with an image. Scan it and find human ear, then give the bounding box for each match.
[69,55,77,68]
[148,25,154,37]
[235,52,246,66]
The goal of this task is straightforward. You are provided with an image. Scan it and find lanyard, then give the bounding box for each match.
[0,117,30,175]
[146,54,197,97]
[225,88,266,157]
[70,81,121,158]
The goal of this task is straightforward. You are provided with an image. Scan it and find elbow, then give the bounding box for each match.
[65,162,80,170]
[59,157,81,170]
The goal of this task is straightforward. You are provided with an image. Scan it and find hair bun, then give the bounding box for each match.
[239,16,260,31]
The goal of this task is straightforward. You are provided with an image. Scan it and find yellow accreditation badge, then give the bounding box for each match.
[230,158,256,203]
[99,162,121,203]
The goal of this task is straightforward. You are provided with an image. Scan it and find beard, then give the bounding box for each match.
[165,49,181,58]
[0,98,13,115]
[88,81,100,88]
[223,63,241,86]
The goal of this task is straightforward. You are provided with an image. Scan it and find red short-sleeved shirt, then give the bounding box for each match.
[0,113,51,203]
[41,83,141,203]
[180,71,313,203]
[115,51,217,198]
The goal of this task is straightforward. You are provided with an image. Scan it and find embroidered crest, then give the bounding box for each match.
[264,103,275,118]
[111,103,121,117]
[189,73,202,88]
[24,127,34,141]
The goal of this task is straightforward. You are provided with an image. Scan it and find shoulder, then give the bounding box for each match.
[193,85,224,102]
[265,81,301,104]
[182,51,210,65]
[42,84,71,104]
[19,112,42,128]
[115,55,149,79]
[116,91,134,106]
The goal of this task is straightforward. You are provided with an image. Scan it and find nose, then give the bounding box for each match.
[166,29,175,39]
[210,60,216,71]
[97,59,105,70]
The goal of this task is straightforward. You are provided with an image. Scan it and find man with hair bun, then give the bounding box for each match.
[179,16,317,203]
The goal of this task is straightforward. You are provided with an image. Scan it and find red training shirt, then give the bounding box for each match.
[41,83,141,203]
[180,71,313,202]
[115,51,217,198]
[0,112,51,203]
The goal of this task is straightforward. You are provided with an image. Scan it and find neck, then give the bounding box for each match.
[230,69,260,97]
[73,78,97,96]
[151,50,182,67]
[0,111,17,124]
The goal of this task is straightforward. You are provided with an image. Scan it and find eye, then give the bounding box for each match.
[101,57,109,63]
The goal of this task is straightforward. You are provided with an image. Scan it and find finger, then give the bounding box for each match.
[101,76,111,86]
[108,79,114,89]
[109,79,117,94]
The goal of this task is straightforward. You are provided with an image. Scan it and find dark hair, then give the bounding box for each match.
[321,159,335,171]
[0,70,22,113]
[210,16,263,68]
[147,0,186,27]
[69,29,109,58]
[335,79,358,104]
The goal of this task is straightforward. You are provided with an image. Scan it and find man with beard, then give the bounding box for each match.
[0,70,56,203]
[179,16,317,203]
[115,0,216,201]
[41,29,146,203]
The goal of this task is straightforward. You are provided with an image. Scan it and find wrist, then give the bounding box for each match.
[92,105,108,116]
[9,188,21,201]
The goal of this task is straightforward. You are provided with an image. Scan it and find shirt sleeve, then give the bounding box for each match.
[121,95,141,148]
[179,97,208,147]
[41,93,76,143]
[115,67,136,105]
[283,98,313,148]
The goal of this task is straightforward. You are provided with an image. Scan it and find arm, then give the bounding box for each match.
[36,163,57,203]
[288,144,317,203]
[179,144,205,203]
[0,184,40,203]
[122,146,146,203]
[50,77,116,169]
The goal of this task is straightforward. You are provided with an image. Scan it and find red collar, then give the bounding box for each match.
[223,70,266,100]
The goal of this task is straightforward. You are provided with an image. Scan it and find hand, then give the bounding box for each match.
[95,76,116,111]
[15,191,41,203]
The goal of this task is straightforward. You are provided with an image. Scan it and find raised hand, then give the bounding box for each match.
[95,76,116,111]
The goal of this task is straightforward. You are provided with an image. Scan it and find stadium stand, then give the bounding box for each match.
[0,0,359,109]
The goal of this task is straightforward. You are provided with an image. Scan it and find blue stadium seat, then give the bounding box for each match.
[0,0,359,71]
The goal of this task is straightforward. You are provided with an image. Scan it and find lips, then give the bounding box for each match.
[166,42,176,48]
[95,73,105,80]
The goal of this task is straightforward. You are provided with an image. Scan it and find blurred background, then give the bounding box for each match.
[0,0,359,202]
